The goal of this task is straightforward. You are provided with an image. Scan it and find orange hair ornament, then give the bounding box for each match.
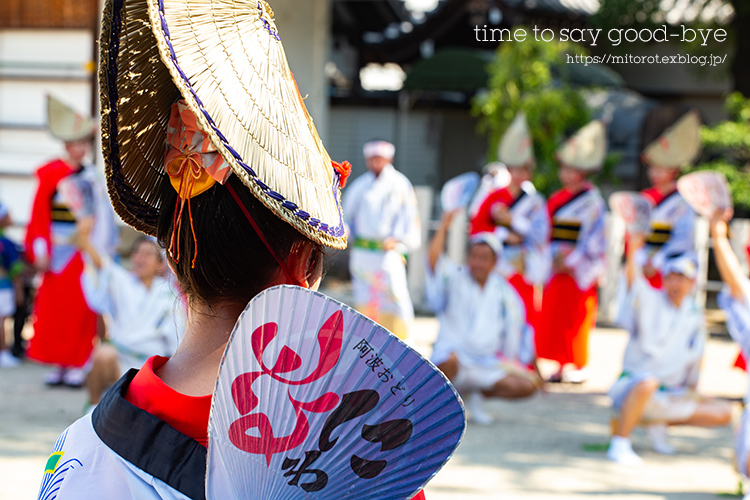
[165,100,233,267]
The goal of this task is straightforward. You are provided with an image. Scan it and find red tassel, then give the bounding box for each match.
[332,160,351,188]
[168,169,200,268]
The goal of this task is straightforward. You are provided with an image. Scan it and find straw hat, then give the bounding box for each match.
[498,111,534,169]
[642,110,701,169]
[47,95,94,143]
[99,0,347,249]
[556,120,607,172]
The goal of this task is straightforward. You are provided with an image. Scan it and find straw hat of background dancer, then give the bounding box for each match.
[47,95,94,143]
[556,120,608,172]
[642,110,702,170]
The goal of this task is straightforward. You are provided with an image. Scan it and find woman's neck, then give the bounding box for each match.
[565,181,586,194]
[62,157,84,172]
[157,301,243,396]
[656,182,676,195]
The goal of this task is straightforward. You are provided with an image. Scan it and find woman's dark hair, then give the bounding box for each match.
[156,174,316,306]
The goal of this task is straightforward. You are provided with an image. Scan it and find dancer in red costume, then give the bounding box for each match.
[26,96,117,387]
[638,110,700,289]
[536,121,608,384]
[471,111,550,331]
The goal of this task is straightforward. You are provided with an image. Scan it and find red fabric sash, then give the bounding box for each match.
[547,183,592,218]
[641,187,678,207]
[25,159,75,264]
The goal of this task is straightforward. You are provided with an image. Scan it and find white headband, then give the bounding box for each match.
[662,253,698,279]
[363,141,396,160]
[469,232,502,257]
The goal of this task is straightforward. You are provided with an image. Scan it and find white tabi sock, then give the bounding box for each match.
[646,424,675,455]
[607,435,643,466]
[467,392,493,425]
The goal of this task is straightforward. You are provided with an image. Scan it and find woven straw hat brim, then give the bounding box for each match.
[642,110,701,169]
[99,0,346,249]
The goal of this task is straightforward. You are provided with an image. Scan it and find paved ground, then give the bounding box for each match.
[1,317,747,499]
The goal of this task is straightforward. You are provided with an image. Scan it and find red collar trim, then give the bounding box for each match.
[125,356,213,447]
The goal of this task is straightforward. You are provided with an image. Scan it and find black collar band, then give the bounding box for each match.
[92,370,207,500]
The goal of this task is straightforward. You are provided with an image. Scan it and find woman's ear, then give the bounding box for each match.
[287,241,318,289]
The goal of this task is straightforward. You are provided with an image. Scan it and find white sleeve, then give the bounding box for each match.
[80,255,132,318]
[523,196,550,247]
[615,274,647,334]
[33,237,48,261]
[682,318,706,387]
[510,211,532,236]
[652,202,696,270]
[564,198,606,290]
[493,225,511,243]
[80,255,114,315]
[523,197,552,284]
[424,255,458,314]
[391,183,421,252]
[718,277,750,360]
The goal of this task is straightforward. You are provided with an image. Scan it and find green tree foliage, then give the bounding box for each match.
[592,0,663,31]
[471,34,593,194]
[593,0,740,90]
[692,92,750,210]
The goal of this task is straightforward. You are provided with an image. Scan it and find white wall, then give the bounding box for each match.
[327,106,441,187]
[271,0,331,143]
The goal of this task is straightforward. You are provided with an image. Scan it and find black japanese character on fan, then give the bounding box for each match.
[281,389,414,491]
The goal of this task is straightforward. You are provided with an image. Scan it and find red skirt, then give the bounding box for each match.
[27,253,97,368]
[508,273,539,331]
[536,273,597,368]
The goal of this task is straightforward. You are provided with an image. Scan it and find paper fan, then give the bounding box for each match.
[441,172,480,212]
[677,171,732,218]
[609,191,652,234]
[207,286,466,500]
[57,176,94,219]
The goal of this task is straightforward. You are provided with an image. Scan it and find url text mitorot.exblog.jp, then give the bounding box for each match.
[566,53,728,67]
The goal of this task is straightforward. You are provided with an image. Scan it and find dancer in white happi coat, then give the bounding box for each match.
[343,140,421,339]
[710,209,750,495]
[638,111,701,288]
[607,232,731,465]
[427,210,538,424]
[77,218,185,408]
